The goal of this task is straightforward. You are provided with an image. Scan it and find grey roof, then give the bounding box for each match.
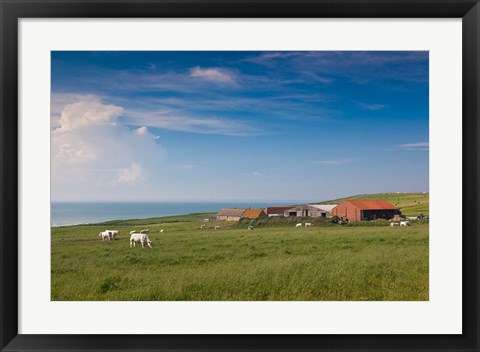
[286,204,337,212]
[309,204,337,212]
[217,208,246,217]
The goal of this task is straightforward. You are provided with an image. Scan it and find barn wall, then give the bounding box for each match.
[332,203,361,221]
[283,207,332,218]
[217,215,241,221]
[332,202,400,221]
[362,209,399,220]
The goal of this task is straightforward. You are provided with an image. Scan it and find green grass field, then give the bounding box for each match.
[51,214,429,301]
[322,192,429,216]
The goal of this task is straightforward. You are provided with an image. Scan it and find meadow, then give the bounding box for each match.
[51,214,429,301]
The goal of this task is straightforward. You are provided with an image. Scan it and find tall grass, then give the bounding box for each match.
[52,218,429,301]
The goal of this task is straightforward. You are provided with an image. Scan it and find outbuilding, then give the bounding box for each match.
[331,200,400,221]
[284,204,337,218]
[217,208,247,221]
[263,206,293,217]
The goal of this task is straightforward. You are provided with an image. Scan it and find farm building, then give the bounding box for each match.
[263,206,293,217]
[331,200,400,221]
[284,204,337,218]
[242,209,267,218]
[217,208,247,221]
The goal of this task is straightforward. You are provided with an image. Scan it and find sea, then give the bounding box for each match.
[51,201,285,227]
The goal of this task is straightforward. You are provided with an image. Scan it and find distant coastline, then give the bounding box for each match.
[51,193,429,227]
[51,201,291,227]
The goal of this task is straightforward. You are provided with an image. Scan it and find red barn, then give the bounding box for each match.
[331,200,400,222]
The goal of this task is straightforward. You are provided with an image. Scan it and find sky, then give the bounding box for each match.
[51,51,429,202]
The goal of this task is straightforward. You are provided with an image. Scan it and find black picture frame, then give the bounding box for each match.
[1,1,479,351]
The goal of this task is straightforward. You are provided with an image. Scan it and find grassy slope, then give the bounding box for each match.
[98,213,216,226]
[321,192,429,216]
[52,219,428,301]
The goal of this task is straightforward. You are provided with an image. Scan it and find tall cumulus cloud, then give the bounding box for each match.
[51,95,166,200]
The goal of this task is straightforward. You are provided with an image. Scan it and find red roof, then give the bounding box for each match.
[264,206,292,215]
[242,209,266,218]
[344,200,398,210]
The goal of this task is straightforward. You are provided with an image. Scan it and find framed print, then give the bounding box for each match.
[1,0,479,351]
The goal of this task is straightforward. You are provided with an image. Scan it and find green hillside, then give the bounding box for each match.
[52,222,428,301]
[321,192,429,217]
[51,193,429,301]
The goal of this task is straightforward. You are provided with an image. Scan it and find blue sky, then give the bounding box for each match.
[51,51,429,202]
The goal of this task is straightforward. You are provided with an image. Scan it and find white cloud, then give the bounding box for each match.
[113,163,146,184]
[54,101,123,134]
[252,171,262,177]
[51,93,101,116]
[181,164,194,170]
[56,144,96,163]
[134,126,149,136]
[51,97,166,200]
[399,142,429,150]
[190,66,237,85]
[51,93,103,129]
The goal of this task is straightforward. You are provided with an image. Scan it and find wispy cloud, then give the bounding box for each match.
[355,101,388,111]
[53,93,268,137]
[123,109,263,137]
[250,51,428,66]
[53,69,241,95]
[252,171,262,177]
[129,94,334,123]
[190,66,238,86]
[247,51,428,85]
[314,159,355,165]
[399,142,429,151]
